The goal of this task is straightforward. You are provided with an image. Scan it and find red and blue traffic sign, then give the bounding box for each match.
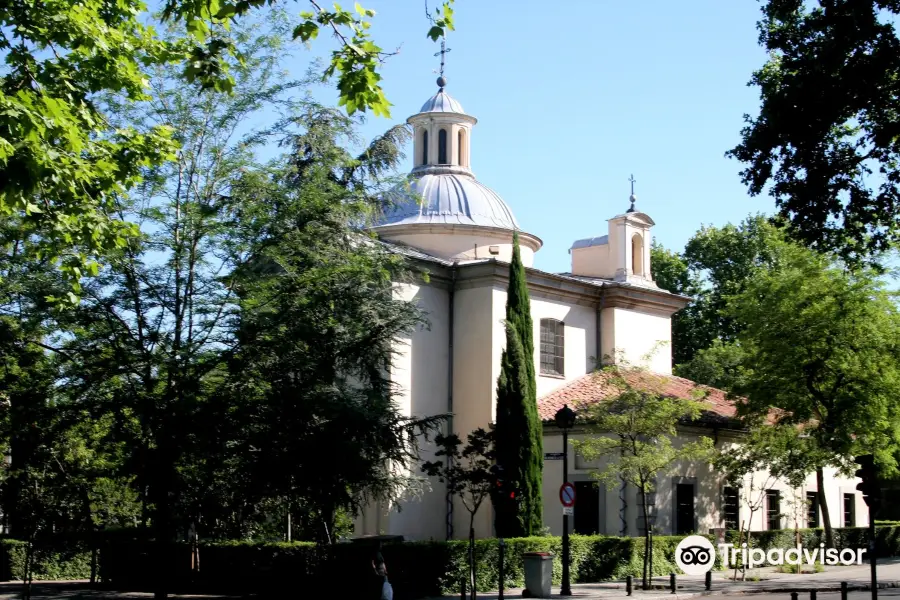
[559,482,576,507]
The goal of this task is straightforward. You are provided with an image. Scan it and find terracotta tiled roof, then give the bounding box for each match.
[537,369,739,427]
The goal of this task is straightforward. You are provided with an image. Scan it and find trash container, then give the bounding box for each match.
[522,552,554,598]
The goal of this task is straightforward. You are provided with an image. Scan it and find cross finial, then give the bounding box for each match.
[627,174,637,213]
[434,38,451,86]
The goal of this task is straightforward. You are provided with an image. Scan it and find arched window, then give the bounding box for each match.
[421,130,428,165]
[438,128,448,164]
[540,319,565,376]
[632,233,644,276]
[457,128,467,166]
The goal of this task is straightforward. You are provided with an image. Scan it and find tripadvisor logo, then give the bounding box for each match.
[675,536,716,575]
[675,536,867,574]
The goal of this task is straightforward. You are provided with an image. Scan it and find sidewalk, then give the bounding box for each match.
[427,558,900,600]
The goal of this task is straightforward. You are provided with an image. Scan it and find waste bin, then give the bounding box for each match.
[522,552,554,598]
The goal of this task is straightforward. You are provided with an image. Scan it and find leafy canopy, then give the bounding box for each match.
[729,0,900,265]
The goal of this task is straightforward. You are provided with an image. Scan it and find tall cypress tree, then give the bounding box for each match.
[494,231,543,537]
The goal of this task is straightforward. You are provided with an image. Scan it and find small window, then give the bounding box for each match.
[723,487,739,531]
[766,490,781,530]
[540,319,565,376]
[807,491,819,527]
[421,130,428,165]
[438,128,448,164]
[632,233,644,276]
[843,493,855,527]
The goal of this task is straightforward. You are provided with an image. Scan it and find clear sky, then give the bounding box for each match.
[296,1,775,273]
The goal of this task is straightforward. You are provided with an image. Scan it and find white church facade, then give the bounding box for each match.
[354,81,867,542]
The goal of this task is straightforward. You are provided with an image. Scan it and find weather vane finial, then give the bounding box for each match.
[627,174,637,213]
[426,1,451,89]
[434,38,451,89]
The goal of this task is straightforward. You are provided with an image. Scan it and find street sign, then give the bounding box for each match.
[559,482,576,507]
[544,452,565,460]
[563,506,573,516]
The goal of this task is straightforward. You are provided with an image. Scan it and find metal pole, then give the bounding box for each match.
[705,570,712,591]
[670,573,676,594]
[811,590,817,600]
[561,426,572,596]
[870,505,878,600]
[626,575,633,596]
[841,582,848,600]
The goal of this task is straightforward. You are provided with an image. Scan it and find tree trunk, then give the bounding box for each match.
[640,489,651,590]
[817,467,834,548]
[469,518,476,600]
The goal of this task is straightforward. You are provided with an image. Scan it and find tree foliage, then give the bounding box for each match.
[725,240,900,542]
[651,215,782,370]
[572,366,715,589]
[729,0,900,265]
[493,232,542,538]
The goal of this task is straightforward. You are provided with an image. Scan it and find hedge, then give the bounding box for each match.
[92,534,714,598]
[0,539,92,581]
[3,526,899,599]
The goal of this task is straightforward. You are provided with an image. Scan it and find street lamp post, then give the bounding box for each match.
[555,404,577,597]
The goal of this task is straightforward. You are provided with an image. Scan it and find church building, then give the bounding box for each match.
[354,79,867,542]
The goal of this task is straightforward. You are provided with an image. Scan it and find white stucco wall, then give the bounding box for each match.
[600,306,672,375]
[541,429,869,538]
[355,282,451,541]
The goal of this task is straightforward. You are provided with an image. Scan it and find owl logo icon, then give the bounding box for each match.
[675,535,716,575]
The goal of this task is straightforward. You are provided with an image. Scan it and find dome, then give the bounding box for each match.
[378,172,519,229]
[419,89,466,114]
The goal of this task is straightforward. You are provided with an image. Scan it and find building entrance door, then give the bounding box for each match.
[675,483,695,534]
[574,481,600,535]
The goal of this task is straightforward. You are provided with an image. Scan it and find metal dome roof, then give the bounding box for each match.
[378,172,519,229]
[418,89,466,114]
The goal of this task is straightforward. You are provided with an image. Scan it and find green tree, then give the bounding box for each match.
[224,105,443,545]
[0,0,177,293]
[729,0,900,265]
[162,0,456,117]
[422,428,496,597]
[572,366,715,589]
[714,423,823,579]
[651,215,782,373]
[493,232,542,538]
[726,240,900,545]
[0,0,454,292]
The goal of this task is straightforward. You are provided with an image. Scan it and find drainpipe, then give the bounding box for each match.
[446,262,457,540]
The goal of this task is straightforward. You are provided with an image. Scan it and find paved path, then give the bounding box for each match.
[426,559,900,600]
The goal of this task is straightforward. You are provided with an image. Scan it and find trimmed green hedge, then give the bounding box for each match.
[94,534,713,598]
[0,539,92,581]
[3,526,899,598]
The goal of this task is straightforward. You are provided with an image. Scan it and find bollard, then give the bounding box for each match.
[626,575,633,596]
[670,573,677,594]
[705,570,712,591]
[791,592,799,600]
[460,573,466,600]
[841,582,848,600]
[810,590,817,600]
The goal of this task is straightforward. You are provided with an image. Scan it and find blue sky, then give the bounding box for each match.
[294,1,775,273]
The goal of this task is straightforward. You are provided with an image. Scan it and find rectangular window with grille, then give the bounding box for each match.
[723,486,739,531]
[807,491,819,527]
[539,319,565,376]
[843,493,856,527]
[766,489,781,530]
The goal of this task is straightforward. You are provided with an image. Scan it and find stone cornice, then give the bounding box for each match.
[372,223,543,252]
[396,254,691,315]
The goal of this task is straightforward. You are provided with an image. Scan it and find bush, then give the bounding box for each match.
[5,525,899,597]
[0,539,92,581]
